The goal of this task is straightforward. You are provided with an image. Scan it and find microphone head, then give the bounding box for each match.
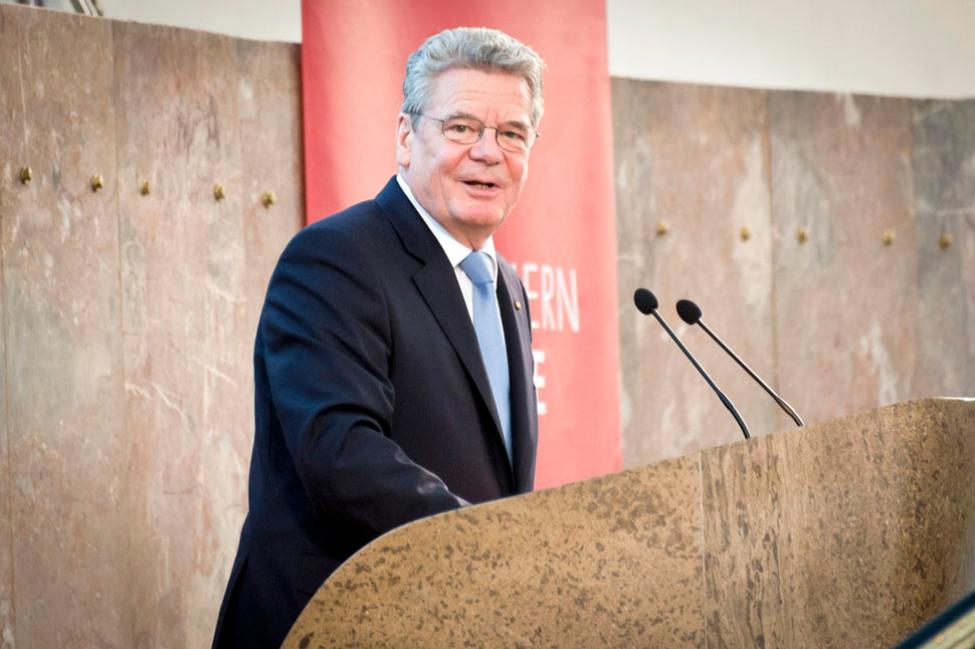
[676,299,702,325]
[633,288,659,314]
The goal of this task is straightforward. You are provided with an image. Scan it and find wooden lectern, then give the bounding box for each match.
[284,398,974,648]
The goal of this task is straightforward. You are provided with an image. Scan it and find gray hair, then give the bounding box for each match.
[402,27,545,127]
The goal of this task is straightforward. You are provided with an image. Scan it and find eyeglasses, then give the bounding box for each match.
[414,114,538,154]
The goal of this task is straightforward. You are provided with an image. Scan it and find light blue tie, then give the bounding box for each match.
[459,251,512,462]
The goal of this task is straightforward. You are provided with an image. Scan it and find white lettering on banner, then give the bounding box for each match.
[510,262,580,418]
[532,348,547,416]
[511,262,580,333]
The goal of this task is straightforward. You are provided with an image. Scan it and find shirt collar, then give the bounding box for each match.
[396,174,498,281]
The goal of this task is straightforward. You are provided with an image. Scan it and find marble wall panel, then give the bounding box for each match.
[0,7,24,646]
[769,92,918,426]
[0,6,129,647]
[614,79,777,468]
[113,22,248,649]
[912,99,975,398]
[0,279,9,649]
[236,39,304,336]
[217,33,304,619]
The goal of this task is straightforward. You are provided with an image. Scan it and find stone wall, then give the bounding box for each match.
[1,4,973,647]
[614,78,975,468]
[0,6,303,647]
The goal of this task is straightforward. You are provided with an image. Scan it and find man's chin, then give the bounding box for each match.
[462,213,506,233]
[441,212,505,248]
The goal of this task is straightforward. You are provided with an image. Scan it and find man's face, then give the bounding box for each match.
[397,68,534,249]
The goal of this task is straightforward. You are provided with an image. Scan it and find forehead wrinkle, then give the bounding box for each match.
[443,110,481,121]
[432,85,530,112]
[427,69,533,128]
[442,110,531,129]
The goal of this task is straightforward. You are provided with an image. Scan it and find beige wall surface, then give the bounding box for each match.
[0,7,20,647]
[615,78,975,469]
[0,5,303,647]
[1,5,973,648]
[2,11,127,648]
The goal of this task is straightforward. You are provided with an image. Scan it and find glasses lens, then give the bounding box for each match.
[496,125,532,153]
[441,117,482,145]
[437,115,535,153]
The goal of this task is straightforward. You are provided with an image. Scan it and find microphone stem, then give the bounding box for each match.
[697,320,804,427]
[651,311,752,441]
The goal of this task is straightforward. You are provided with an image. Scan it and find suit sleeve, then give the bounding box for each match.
[261,223,468,548]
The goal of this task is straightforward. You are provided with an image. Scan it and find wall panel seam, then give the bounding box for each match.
[107,18,135,645]
[1,12,27,642]
[763,90,782,429]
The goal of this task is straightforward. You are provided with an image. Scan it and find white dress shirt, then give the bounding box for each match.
[396,175,504,330]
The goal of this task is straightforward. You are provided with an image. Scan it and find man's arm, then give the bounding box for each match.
[261,222,468,549]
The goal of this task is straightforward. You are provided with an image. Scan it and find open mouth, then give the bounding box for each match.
[463,180,497,190]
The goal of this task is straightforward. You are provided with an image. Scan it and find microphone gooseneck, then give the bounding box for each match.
[675,299,804,427]
[633,289,751,441]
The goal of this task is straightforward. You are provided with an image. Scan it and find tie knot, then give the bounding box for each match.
[459,251,494,286]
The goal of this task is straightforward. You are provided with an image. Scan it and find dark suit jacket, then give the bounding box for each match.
[212,177,538,648]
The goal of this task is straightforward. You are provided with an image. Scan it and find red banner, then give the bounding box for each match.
[301,0,621,488]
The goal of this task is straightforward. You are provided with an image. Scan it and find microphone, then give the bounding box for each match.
[633,289,751,441]
[676,299,804,427]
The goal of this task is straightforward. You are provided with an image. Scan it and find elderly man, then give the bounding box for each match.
[212,27,543,648]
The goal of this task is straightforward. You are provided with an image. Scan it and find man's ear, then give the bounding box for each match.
[396,113,413,169]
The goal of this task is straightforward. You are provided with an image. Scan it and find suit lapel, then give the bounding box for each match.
[497,260,537,492]
[376,179,508,467]
[411,265,504,441]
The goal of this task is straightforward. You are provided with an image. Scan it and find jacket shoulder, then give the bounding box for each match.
[278,200,405,270]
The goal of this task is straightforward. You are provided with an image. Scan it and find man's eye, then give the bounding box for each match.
[445,122,476,134]
[500,130,527,143]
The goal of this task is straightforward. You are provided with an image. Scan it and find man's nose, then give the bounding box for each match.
[468,128,504,163]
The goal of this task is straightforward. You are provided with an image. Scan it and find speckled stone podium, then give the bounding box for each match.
[283,398,974,648]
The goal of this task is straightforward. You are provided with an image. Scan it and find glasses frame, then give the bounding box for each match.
[412,113,539,153]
